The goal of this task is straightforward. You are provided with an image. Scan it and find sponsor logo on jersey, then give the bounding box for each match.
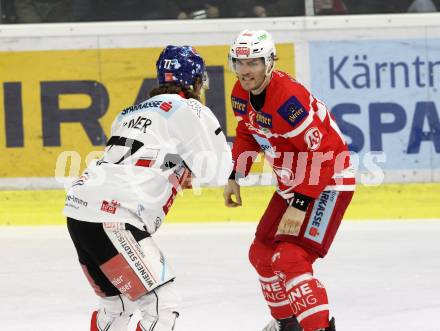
[246,111,273,137]
[65,194,88,208]
[255,111,272,128]
[160,101,173,112]
[277,96,308,127]
[236,47,250,56]
[187,99,202,117]
[121,101,162,115]
[72,173,89,187]
[121,100,175,116]
[308,227,319,237]
[101,200,120,214]
[126,116,152,133]
[252,134,276,158]
[304,127,322,151]
[305,191,338,244]
[231,96,248,114]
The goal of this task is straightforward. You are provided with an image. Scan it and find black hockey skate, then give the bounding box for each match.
[316,317,336,331]
[262,316,335,331]
[261,316,302,331]
[279,316,302,331]
[324,317,336,331]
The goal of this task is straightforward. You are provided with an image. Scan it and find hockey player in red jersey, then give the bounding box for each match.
[223,30,355,331]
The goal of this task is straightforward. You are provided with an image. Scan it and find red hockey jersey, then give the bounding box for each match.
[231,70,354,199]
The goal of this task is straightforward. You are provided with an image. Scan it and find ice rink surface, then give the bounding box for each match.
[1,220,439,331]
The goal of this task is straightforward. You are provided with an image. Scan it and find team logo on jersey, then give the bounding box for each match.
[272,166,295,185]
[255,111,272,128]
[277,96,308,127]
[231,96,248,114]
[304,127,322,151]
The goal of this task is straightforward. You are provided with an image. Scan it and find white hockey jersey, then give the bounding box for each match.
[64,94,232,233]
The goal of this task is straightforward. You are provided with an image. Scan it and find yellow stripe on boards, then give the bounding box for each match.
[0,183,439,226]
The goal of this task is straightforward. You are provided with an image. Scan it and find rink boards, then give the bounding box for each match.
[0,183,439,226]
[1,14,440,188]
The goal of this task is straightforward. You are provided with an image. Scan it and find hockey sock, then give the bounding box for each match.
[259,273,295,319]
[285,275,330,331]
[249,239,295,319]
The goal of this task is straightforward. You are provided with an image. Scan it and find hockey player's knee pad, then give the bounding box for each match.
[92,295,133,331]
[271,242,315,280]
[137,281,180,331]
[249,239,275,272]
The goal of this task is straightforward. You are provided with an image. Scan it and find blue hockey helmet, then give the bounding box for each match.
[156,45,208,88]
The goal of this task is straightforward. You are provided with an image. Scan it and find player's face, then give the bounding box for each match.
[234,58,266,91]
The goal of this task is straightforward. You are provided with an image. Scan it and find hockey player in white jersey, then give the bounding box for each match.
[64,45,232,331]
